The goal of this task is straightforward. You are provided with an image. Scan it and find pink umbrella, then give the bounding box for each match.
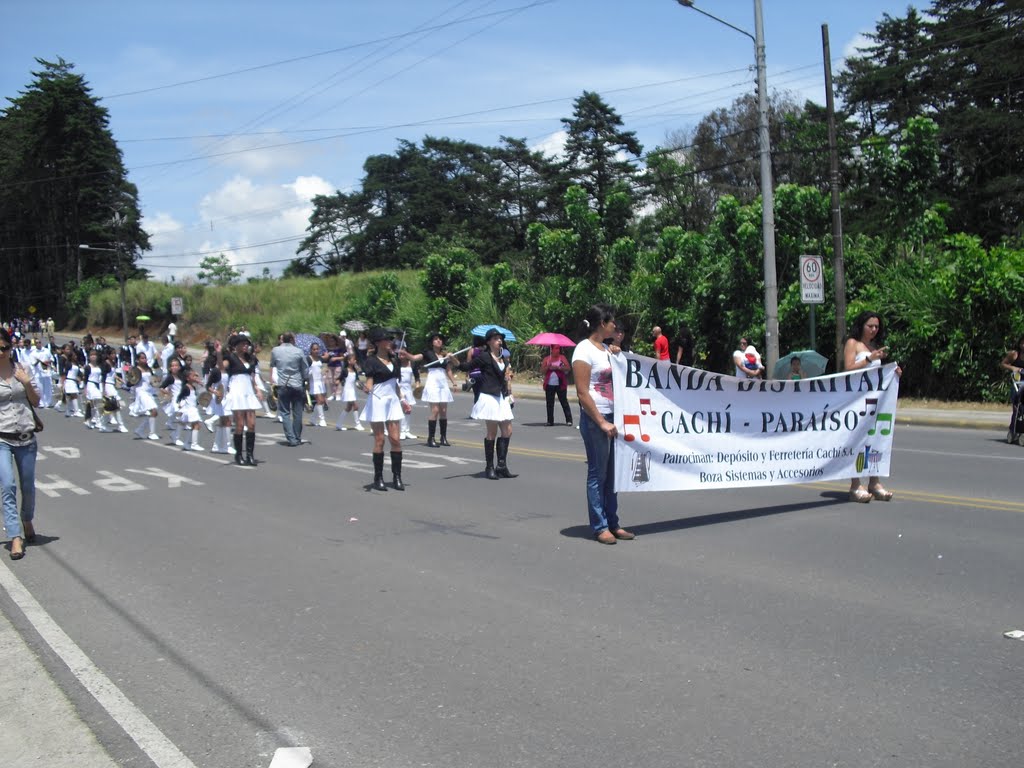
[525,332,576,347]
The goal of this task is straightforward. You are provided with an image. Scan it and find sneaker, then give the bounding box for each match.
[192,445,205,452]
[318,420,327,428]
[204,420,215,433]
[174,439,185,447]
[337,426,347,431]
[148,433,160,440]
[355,423,365,431]
[406,432,417,439]
[118,425,129,433]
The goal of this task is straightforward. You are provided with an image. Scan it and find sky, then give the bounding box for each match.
[1,0,918,281]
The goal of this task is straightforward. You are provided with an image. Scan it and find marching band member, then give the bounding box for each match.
[405,332,456,447]
[82,350,109,431]
[334,353,364,431]
[456,328,516,480]
[102,348,129,432]
[222,335,263,467]
[360,328,408,491]
[204,367,233,454]
[159,358,184,445]
[397,353,418,440]
[307,342,328,427]
[59,347,83,417]
[176,368,205,451]
[130,353,161,440]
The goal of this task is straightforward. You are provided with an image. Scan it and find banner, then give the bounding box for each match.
[611,353,899,493]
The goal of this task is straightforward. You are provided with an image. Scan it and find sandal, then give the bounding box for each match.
[849,488,872,503]
[595,530,617,545]
[869,485,894,502]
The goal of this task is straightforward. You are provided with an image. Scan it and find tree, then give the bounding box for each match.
[296,191,371,273]
[561,91,643,219]
[197,254,240,286]
[0,58,148,322]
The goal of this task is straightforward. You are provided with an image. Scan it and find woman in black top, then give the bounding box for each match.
[361,328,410,490]
[220,336,263,467]
[404,332,457,447]
[457,327,516,479]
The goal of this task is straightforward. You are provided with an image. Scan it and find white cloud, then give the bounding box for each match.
[531,130,567,161]
[141,174,333,281]
[843,31,873,61]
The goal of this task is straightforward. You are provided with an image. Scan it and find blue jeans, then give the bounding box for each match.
[579,409,618,534]
[276,386,305,445]
[0,440,36,540]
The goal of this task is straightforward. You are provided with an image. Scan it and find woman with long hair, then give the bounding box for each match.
[159,358,185,445]
[222,335,263,467]
[334,353,364,431]
[307,341,328,427]
[361,328,408,490]
[457,328,516,480]
[0,327,41,560]
[845,310,902,502]
[572,304,634,545]
[540,344,573,427]
[406,333,456,447]
[59,345,83,418]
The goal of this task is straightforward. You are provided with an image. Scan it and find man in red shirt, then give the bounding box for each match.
[652,326,670,360]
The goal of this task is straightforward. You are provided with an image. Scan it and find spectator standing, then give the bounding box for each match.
[652,326,669,361]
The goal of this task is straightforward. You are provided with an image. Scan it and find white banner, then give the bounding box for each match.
[611,353,900,492]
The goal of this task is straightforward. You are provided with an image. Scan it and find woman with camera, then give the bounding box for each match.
[0,327,41,560]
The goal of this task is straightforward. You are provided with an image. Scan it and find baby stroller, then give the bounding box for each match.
[1008,373,1024,444]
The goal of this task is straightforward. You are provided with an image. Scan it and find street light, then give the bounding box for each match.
[674,0,780,372]
[78,243,129,343]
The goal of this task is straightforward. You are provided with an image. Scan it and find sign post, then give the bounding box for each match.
[800,255,824,349]
[170,297,184,316]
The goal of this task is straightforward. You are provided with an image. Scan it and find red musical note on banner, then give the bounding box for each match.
[639,397,656,416]
[623,414,650,442]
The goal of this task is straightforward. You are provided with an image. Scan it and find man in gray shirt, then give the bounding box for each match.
[270,332,309,446]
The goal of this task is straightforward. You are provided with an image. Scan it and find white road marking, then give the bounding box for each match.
[0,561,199,768]
[126,467,204,489]
[36,474,90,497]
[898,447,1024,461]
[268,746,313,767]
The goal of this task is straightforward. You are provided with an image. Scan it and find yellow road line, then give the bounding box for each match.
[802,482,1024,512]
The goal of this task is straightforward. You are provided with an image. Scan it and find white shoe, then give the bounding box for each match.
[174,439,185,447]
[97,426,111,433]
[118,425,129,433]
[204,419,215,433]
[148,433,160,440]
[337,426,347,431]
[406,432,417,439]
[355,423,365,431]
[192,445,205,452]
[318,420,327,428]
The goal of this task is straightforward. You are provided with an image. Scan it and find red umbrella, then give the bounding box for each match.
[525,332,576,347]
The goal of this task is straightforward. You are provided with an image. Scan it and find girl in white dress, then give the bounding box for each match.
[334,353,364,431]
[82,350,108,430]
[405,333,456,447]
[102,348,128,432]
[361,328,409,491]
[60,349,83,418]
[176,368,205,451]
[204,368,233,454]
[131,354,161,440]
[398,356,418,440]
[456,328,516,479]
[307,342,327,427]
[159,358,184,445]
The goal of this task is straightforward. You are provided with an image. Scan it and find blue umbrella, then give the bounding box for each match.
[470,324,516,342]
[294,333,322,355]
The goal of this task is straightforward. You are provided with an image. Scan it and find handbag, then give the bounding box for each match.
[29,403,44,433]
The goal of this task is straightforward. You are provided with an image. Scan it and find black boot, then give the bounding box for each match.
[484,438,498,480]
[245,432,257,467]
[391,451,405,491]
[496,437,518,478]
[426,420,439,447]
[439,418,450,446]
[372,452,387,491]
[233,433,244,465]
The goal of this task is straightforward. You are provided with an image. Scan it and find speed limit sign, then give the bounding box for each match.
[799,255,824,304]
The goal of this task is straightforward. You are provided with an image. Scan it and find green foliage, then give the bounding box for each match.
[66,275,117,317]
[196,254,241,286]
[350,272,402,328]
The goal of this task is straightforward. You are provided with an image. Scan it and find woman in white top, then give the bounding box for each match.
[406,333,457,447]
[572,304,633,545]
[307,342,327,427]
[60,348,83,417]
[844,311,901,503]
[102,348,128,432]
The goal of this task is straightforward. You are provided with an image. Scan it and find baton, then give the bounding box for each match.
[422,346,471,367]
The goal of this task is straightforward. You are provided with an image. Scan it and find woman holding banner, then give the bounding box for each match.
[572,304,634,545]
[845,311,901,502]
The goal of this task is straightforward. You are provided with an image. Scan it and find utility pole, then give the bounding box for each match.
[822,24,847,370]
[676,0,779,372]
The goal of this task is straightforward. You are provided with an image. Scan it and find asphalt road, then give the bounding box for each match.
[3,393,1024,768]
